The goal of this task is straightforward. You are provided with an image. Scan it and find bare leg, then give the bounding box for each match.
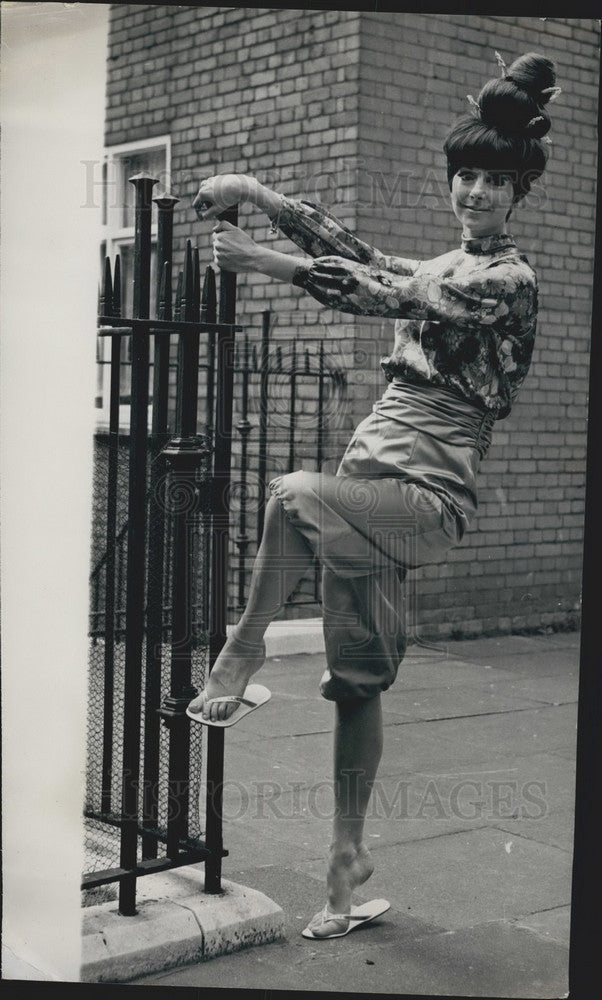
[188,496,314,721]
[236,495,315,642]
[308,694,383,937]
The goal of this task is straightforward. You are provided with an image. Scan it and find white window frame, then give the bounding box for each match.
[96,136,172,432]
[104,134,172,248]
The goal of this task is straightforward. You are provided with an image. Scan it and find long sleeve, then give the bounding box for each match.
[272,195,421,275]
[292,254,536,338]
[292,245,538,419]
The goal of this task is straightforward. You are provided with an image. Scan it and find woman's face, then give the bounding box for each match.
[451,167,515,238]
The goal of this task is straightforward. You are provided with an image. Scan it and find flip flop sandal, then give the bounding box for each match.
[302,898,390,939]
[186,683,271,728]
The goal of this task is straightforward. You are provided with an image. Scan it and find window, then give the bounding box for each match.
[96,137,171,429]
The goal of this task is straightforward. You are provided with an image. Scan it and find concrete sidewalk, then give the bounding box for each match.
[131,629,579,997]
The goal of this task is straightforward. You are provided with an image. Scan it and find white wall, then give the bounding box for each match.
[1,1,110,981]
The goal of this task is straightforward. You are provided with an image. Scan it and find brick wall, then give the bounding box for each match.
[351,14,598,638]
[104,7,598,638]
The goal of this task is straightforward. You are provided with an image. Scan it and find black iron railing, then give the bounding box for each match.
[89,319,348,631]
[84,172,241,913]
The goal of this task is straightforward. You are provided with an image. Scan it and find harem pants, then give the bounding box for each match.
[268,379,495,701]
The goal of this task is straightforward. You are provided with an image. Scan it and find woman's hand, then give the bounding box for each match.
[211,220,262,272]
[194,173,283,223]
[194,174,258,220]
[307,256,360,293]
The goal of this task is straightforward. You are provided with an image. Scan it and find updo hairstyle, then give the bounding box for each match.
[443,52,558,204]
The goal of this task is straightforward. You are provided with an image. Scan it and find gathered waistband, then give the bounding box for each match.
[383,378,495,461]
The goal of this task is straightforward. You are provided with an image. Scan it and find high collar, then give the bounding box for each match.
[461,232,516,255]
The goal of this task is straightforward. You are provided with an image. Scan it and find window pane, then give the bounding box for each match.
[119,148,167,229]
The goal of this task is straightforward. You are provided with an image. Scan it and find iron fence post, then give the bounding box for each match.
[205,206,238,894]
[287,339,297,474]
[159,239,204,861]
[100,255,121,815]
[256,310,270,544]
[119,171,156,916]
[159,435,210,860]
[202,267,217,632]
[235,334,252,608]
[315,339,325,602]
[142,193,179,860]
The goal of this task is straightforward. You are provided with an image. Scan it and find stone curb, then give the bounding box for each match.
[80,866,285,983]
[241,618,325,658]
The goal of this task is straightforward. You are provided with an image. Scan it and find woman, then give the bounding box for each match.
[188,52,558,939]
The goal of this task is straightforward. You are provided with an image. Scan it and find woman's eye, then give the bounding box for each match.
[489,173,509,187]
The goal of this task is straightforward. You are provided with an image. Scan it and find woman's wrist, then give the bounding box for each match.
[253,246,307,284]
[249,182,283,222]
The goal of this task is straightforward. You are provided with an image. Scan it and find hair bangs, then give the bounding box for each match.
[444,114,548,200]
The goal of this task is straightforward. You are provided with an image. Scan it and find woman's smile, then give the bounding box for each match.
[451,167,514,238]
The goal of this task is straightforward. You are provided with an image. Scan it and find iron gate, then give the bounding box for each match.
[83,173,240,913]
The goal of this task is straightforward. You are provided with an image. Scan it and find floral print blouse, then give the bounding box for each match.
[271,196,538,420]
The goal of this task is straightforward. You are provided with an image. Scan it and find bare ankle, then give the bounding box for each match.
[232,622,266,646]
[328,840,363,861]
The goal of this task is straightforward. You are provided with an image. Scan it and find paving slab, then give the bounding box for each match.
[222,864,443,947]
[249,645,578,706]
[390,657,526,689]
[216,750,576,861]
[388,659,579,708]
[224,690,333,742]
[462,673,579,707]
[221,816,331,869]
[237,702,572,774]
[442,633,578,661]
[132,866,569,997]
[119,632,577,993]
[456,648,580,678]
[379,703,578,772]
[217,770,575,864]
[338,751,576,847]
[253,651,328,700]
[296,827,572,932]
[130,865,443,992]
[219,782,484,863]
[381,685,546,722]
[367,919,569,998]
[493,805,576,854]
[223,729,333,785]
[381,749,576,799]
